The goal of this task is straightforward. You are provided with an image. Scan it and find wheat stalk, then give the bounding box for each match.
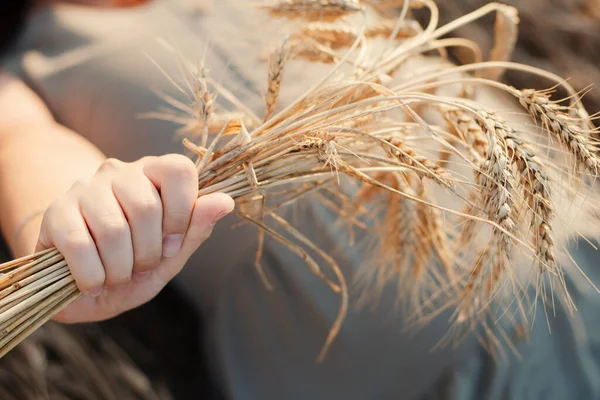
[480,109,556,273]
[366,19,421,40]
[2,0,600,362]
[456,114,516,319]
[516,88,600,176]
[262,0,363,22]
[264,41,289,122]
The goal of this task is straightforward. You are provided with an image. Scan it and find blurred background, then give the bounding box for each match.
[0,0,599,399]
[435,0,600,115]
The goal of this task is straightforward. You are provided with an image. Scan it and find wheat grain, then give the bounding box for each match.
[3,0,600,363]
[478,118,516,254]
[383,136,453,186]
[176,111,259,137]
[457,116,517,313]
[443,108,487,254]
[443,108,487,160]
[299,23,359,49]
[366,20,421,40]
[517,88,600,175]
[192,62,215,148]
[365,176,418,295]
[289,39,339,64]
[479,110,556,274]
[409,190,452,310]
[262,0,362,22]
[265,41,289,122]
[362,0,428,9]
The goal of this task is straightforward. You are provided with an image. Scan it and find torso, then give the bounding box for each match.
[0,2,489,398]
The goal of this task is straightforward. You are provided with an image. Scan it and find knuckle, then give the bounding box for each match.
[102,247,134,287]
[60,229,93,254]
[135,253,161,271]
[132,197,161,219]
[105,269,132,286]
[165,210,191,229]
[101,251,133,287]
[56,233,106,292]
[43,201,63,223]
[69,179,90,193]
[98,158,123,173]
[164,155,197,181]
[78,274,105,293]
[138,155,157,165]
[96,215,129,242]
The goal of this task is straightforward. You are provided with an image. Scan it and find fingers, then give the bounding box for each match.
[79,181,133,287]
[36,154,234,324]
[182,193,234,254]
[157,193,234,282]
[143,154,198,258]
[37,195,106,296]
[112,166,163,273]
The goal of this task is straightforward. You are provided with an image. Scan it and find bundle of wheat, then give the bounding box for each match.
[2,0,600,362]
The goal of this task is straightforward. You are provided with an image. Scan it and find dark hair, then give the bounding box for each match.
[0,2,35,55]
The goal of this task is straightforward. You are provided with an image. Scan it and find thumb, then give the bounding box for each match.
[163,192,234,273]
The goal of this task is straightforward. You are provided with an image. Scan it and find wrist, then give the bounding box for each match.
[11,209,44,257]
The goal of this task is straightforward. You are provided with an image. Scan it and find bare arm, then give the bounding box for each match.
[0,71,234,323]
[0,71,106,256]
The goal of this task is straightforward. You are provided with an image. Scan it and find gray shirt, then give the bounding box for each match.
[4,2,600,399]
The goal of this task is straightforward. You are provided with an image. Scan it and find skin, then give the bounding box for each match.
[0,4,234,323]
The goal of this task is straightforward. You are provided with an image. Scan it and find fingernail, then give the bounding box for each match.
[163,234,184,258]
[88,287,103,298]
[133,271,152,283]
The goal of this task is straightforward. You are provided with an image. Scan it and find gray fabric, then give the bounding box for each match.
[3,1,600,399]
[451,239,600,400]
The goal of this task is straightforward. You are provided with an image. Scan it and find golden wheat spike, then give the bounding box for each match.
[2,0,600,363]
[262,0,362,22]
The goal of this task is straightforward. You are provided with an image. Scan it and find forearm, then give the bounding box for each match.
[0,73,105,257]
[0,124,106,256]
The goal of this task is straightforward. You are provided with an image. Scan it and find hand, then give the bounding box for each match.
[35,154,234,323]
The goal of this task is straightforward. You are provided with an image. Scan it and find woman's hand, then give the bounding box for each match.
[35,154,234,323]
